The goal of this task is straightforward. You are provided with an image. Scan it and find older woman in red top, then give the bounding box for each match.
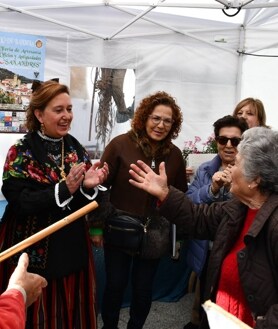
[129,127,278,329]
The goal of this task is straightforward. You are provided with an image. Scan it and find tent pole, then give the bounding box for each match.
[107,5,156,39]
[236,24,246,102]
[110,4,237,54]
[0,2,104,39]
[108,1,278,9]
[2,1,278,11]
[89,68,99,141]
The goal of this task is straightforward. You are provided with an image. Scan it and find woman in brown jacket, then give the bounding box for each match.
[129,126,278,329]
[93,91,187,329]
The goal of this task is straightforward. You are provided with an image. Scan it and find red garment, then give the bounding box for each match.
[216,208,258,327]
[0,289,25,329]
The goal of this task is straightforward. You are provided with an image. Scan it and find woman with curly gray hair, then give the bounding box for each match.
[129,127,278,328]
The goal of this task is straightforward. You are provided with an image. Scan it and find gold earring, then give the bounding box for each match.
[41,123,45,135]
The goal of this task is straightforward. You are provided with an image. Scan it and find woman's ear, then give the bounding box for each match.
[255,177,261,187]
[34,109,43,123]
[249,177,260,189]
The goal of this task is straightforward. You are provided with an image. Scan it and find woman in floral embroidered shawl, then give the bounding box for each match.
[0,80,109,329]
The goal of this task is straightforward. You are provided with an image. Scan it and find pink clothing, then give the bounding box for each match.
[0,289,25,329]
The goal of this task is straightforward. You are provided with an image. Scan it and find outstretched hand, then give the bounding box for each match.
[129,160,169,202]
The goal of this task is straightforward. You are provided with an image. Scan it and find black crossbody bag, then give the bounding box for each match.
[104,213,171,259]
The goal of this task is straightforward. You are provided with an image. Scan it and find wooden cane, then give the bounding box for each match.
[0,200,98,263]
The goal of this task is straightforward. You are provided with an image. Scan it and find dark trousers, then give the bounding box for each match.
[189,250,211,326]
[101,246,160,329]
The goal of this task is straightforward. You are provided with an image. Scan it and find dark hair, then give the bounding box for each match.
[26,80,70,132]
[232,97,268,127]
[213,115,248,137]
[130,91,183,158]
[131,91,182,140]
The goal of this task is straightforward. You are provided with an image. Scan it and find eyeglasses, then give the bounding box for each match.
[215,136,241,147]
[148,115,174,127]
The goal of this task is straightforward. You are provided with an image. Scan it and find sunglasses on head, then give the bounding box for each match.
[215,136,241,147]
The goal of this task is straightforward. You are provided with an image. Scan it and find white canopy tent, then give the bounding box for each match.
[1,0,278,165]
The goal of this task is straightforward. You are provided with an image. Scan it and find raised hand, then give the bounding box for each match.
[222,164,233,188]
[211,165,233,195]
[129,160,169,202]
[83,161,109,189]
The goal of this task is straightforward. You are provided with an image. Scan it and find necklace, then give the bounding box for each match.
[37,130,63,142]
[58,138,67,181]
[37,131,67,181]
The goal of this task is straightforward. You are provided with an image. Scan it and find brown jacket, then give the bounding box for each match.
[159,187,278,328]
[101,133,188,217]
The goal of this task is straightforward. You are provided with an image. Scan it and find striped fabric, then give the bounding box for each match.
[0,225,97,329]
[26,256,97,328]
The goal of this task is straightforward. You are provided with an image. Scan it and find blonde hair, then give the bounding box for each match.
[233,97,268,127]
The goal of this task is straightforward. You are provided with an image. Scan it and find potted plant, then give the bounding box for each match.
[182,134,218,170]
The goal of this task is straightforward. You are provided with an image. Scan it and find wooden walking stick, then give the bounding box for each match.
[0,200,98,263]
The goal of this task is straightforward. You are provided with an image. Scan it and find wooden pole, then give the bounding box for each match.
[0,201,98,263]
[88,67,99,141]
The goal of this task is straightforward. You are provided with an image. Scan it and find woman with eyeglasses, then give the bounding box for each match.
[184,115,248,329]
[92,91,187,329]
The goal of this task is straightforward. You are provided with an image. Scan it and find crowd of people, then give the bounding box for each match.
[1,79,277,329]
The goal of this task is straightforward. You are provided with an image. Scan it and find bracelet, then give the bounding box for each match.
[89,228,103,236]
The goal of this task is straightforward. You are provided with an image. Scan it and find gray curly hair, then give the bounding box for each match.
[238,127,278,194]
